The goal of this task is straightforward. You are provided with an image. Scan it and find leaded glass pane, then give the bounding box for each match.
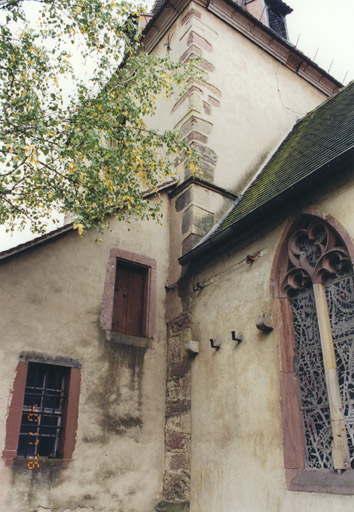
[326,274,354,469]
[290,288,333,469]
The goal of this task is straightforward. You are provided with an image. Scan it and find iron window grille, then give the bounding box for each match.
[17,363,69,460]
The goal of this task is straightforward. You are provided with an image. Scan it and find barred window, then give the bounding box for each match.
[17,363,69,460]
[2,357,80,468]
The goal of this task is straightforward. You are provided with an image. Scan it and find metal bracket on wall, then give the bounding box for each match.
[231,331,243,345]
[210,338,221,349]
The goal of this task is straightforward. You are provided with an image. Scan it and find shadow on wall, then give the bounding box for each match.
[88,330,147,438]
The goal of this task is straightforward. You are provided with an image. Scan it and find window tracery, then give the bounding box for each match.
[282,218,352,293]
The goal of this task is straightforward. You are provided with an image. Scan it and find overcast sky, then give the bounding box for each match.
[286,0,354,85]
[1,0,353,250]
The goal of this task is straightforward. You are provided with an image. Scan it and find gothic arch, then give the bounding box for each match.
[271,210,354,494]
[271,209,354,297]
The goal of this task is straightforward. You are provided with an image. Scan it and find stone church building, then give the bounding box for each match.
[1,1,354,511]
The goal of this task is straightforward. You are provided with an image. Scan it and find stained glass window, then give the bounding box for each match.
[326,274,354,469]
[282,216,354,471]
[290,289,333,469]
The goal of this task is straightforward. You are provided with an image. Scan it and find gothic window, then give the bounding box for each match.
[273,213,354,493]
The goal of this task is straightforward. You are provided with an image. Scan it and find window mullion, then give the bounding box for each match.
[313,282,350,470]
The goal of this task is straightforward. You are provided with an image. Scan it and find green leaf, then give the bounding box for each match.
[0,0,201,237]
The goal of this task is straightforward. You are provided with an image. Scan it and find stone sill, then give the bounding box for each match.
[9,458,71,470]
[155,502,190,512]
[106,331,152,348]
[287,469,354,495]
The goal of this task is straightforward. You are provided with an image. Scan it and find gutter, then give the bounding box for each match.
[179,145,354,266]
[168,175,237,200]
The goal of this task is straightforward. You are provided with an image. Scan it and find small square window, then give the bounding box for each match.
[101,249,157,345]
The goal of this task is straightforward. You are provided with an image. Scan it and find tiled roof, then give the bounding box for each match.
[180,81,354,264]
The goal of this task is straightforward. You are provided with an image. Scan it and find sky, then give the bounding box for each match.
[0,0,353,251]
[286,0,354,85]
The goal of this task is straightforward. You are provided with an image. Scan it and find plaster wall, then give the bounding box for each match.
[188,171,354,511]
[0,195,170,512]
[147,2,327,195]
[189,5,327,193]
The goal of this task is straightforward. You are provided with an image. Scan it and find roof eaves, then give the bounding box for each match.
[0,223,74,262]
[143,0,341,95]
[207,0,342,95]
[168,175,237,200]
[0,180,176,262]
[143,0,168,33]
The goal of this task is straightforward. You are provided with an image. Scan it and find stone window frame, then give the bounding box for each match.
[271,209,354,494]
[2,353,81,468]
[100,248,157,347]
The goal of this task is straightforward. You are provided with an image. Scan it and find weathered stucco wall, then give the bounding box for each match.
[188,171,354,511]
[148,1,327,195]
[0,196,170,512]
[146,0,331,281]
[0,2,345,511]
